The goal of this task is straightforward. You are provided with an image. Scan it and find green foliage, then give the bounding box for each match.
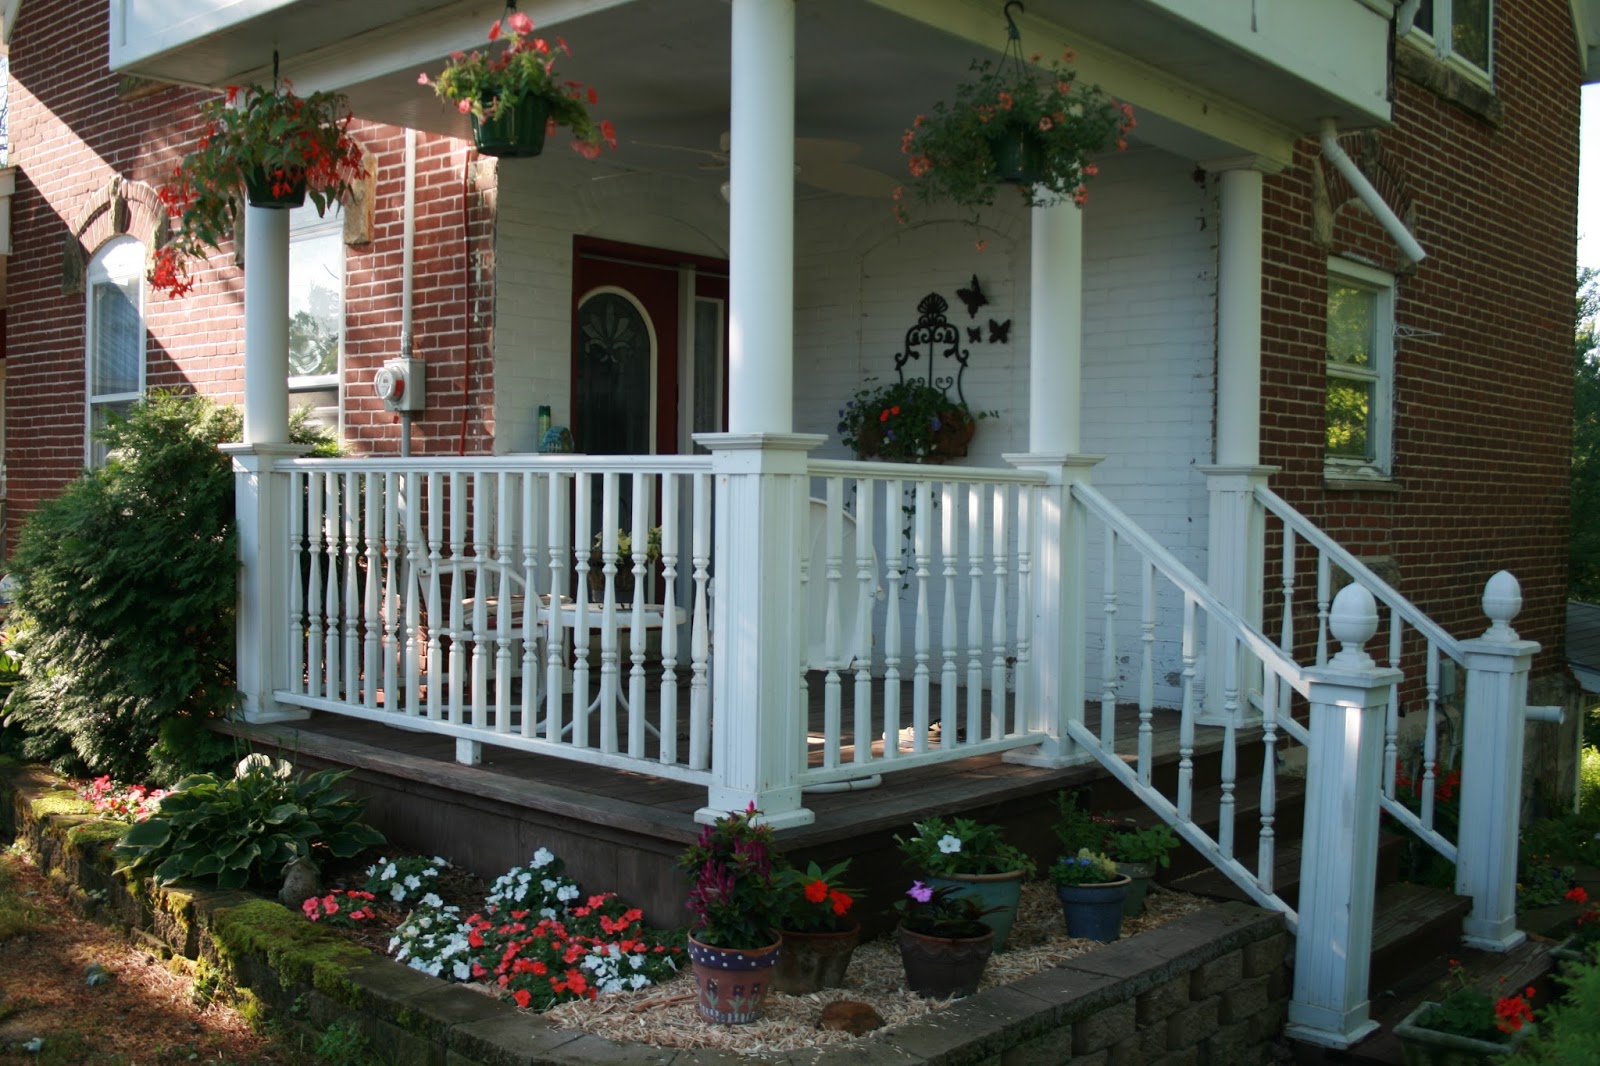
[836,378,986,463]
[1571,268,1600,601]
[677,806,781,949]
[114,754,384,890]
[1582,744,1600,814]
[1101,822,1180,868]
[313,1019,379,1066]
[2,394,241,781]
[1508,957,1600,1064]
[895,815,1035,877]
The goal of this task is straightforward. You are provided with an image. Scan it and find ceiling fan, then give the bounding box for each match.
[628,130,897,198]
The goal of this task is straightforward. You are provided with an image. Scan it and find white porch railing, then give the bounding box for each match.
[798,460,1052,786]
[274,456,716,782]
[1254,484,1462,864]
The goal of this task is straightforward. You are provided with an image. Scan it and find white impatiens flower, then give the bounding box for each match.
[390,885,407,902]
[937,834,963,854]
[420,893,443,908]
[404,874,422,890]
[531,847,556,868]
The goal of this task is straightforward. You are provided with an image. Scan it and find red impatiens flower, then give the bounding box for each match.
[803,879,828,904]
[828,889,853,916]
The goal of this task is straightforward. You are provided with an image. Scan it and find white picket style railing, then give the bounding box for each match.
[798,460,1052,786]
[274,455,717,782]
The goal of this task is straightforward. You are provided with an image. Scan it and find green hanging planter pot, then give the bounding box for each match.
[244,166,308,209]
[471,94,551,158]
[990,122,1045,186]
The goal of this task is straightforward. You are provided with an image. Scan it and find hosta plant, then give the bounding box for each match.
[114,753,384,888]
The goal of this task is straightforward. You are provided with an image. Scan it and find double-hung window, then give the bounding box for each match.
[288,202,344,430]
[1409,0,1492,83]
[1325,259,1395,479]
[85,237,146,468]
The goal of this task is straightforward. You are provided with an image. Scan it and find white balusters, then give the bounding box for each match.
[822,476,844,769]
[965,483,985,745]
[323,473,340,698]
[659,474,680,764]
[1138,560,1155,786]
[343,470,360,703]
[544,471,570,745]
[287,470,306,696]
[425,472,443,721]
[1259,668,1279,893]
[305,471,325,698]
[362,471,380,710]
[883,478,904,757]
[1178,594,1197,822]
[1100,529,1118,745]
[626,471,647,759]
[989,483,1010,742]
[940,481,958,745]
[852,479,874,764]
[571,473,593,748]
[520,472,539,738]
[912,480,932,752]
[689,473,711,770]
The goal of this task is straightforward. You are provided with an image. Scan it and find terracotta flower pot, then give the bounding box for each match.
[685,932,782,1024]
[896,922,994,999]
[774,923,860,993]
[1056,874,1132,943]
[925,869,1025,952]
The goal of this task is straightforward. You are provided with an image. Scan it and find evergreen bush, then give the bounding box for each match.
[0,395,338,782]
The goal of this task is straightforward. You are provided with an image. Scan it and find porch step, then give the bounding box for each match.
[1164,830,1406,911]
[1366,882,1473,993]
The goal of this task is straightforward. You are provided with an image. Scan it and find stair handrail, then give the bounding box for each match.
[1072,483,1310,697]
[1253,484,1464,662]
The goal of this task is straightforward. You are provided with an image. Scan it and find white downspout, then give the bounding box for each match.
[398,128,417,456]
[1319,119,1426,264]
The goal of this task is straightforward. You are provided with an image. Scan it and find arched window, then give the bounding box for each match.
[84,236,146,467]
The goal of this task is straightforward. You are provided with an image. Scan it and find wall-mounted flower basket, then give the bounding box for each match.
[470,94,550,158]
[244,167,309,210]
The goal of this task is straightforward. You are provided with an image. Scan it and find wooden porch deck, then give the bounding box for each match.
[226,680,1261,926]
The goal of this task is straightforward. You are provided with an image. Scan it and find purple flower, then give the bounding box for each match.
[908,881,933,904]
[931,414,943,431]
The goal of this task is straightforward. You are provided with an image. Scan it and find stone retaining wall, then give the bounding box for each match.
[1,759,1290,1065]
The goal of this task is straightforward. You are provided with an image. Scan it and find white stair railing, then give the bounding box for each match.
[1254,485,1460,864]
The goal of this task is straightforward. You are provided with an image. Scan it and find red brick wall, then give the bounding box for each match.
[1258,0,1580,675]
[2,0,496,553]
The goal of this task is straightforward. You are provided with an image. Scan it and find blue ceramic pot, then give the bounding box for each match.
[1056,875,1131,943]
[926,869,1026,952]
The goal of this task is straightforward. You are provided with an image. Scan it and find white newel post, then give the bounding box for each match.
[1287,584,1398,1049]
[696,0,813,827]
[1456,571,1536,951]
[1005,197,1099,768]
[225,204,307,723]
[1202,161,1272,724]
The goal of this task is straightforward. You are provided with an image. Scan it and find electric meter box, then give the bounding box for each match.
[374,358,426,412]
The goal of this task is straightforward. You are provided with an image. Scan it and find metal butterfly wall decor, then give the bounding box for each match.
[988,318,1012,344]
[955,274,989,319]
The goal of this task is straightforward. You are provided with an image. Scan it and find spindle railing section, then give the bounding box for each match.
[798,461,1051,787]
[275,456,716,782]
[1067,482,1309,925]
[1253,485,1460,867]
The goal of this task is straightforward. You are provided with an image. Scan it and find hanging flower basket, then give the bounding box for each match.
[838,380,987,463]
[470,94,551,158]
[422,11,615,160]
[893,6,1134,225]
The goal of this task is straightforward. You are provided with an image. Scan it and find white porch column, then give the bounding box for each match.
[242,205,290,446]
[697,433,823,828]
[727,0,794,434]
[1203,161,1273,722]
[1456,571,1537,951]
[1006,198,1098,768]
[1286,585,1399,1049]
[228,202,304,724]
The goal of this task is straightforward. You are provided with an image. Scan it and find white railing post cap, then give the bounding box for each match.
[1328,583,1379,668]
[1480,570,1522,643]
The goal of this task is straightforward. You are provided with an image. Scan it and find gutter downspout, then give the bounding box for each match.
[1319,119,1426,264]
[398,128,417,456]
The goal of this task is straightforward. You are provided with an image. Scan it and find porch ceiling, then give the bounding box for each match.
[109,0,1393,184]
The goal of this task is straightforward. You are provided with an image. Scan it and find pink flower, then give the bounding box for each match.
[908,881,933,903]
[458,99,472,114]
[1038,116,1053,132]
[417,72,430,85]
[488,18,502,41]
[508,11,534,35]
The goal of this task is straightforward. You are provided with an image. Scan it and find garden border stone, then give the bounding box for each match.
[1,758,1290,1065]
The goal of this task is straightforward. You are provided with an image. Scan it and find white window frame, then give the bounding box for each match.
[1325,258,1395,481]
[1405,0,1493,86]
[84,236,147,467]
[287,203,345,433]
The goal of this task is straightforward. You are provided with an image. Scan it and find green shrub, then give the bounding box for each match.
[1,394,241,781]
[1507,955,1600,1064]
[1581,744,1600,815]
[0,396,340,783]
[114,753,383,889]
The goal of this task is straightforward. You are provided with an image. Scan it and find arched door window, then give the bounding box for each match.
[84,236,146,467]
[574,286,657,456]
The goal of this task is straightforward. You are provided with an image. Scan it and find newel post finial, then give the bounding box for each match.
[1328,584,1379,669]
[1480,570,1522,643]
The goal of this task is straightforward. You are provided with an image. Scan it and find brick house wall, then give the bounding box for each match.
[1258,0,1581,678]
[2,0,496,554]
